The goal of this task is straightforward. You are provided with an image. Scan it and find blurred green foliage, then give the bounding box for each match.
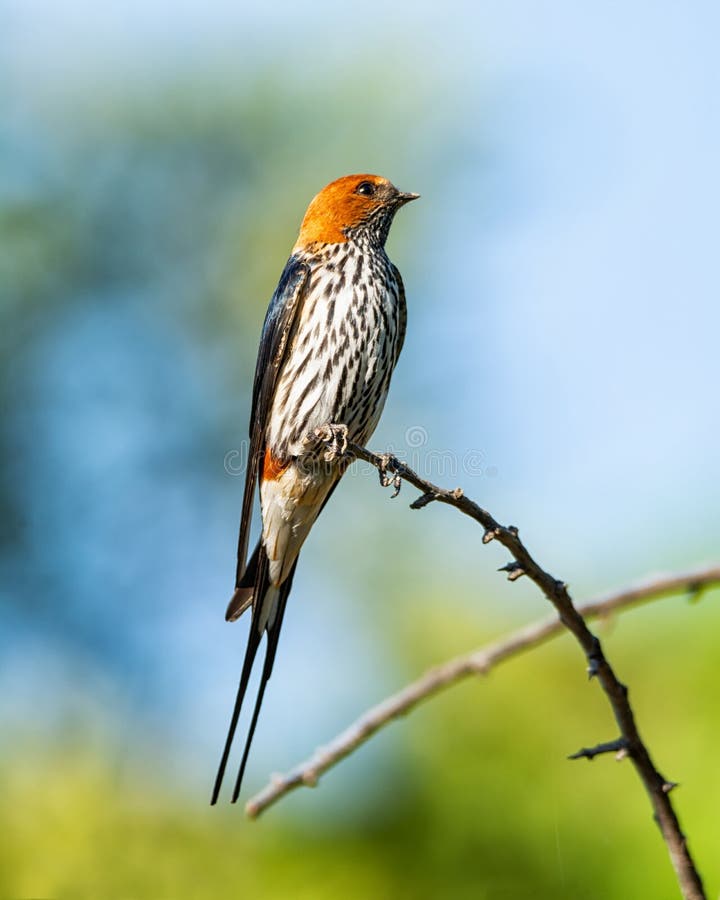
[2,589,719,899]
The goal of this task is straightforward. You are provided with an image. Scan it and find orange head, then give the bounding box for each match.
[294,174,419,251]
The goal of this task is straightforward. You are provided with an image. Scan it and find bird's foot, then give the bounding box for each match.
[313,423,349,462]
[377,453,402,498]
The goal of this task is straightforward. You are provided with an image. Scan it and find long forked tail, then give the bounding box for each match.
[211,542,297,805]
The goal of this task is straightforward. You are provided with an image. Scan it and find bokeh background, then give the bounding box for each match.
[2,1,719,897]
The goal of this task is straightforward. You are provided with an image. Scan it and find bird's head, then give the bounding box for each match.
[294,174,419,251]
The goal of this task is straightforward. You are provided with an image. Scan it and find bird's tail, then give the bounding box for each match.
[211,540,297,805]
[225,541,260,623]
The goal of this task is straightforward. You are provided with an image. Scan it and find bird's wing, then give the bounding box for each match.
[213,258,310,804]
[391,263,408,362]
[234,256,311,587]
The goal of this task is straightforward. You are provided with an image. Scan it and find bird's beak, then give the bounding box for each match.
[396,191,420,206]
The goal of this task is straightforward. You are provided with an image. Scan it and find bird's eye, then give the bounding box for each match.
[355,181,376,197]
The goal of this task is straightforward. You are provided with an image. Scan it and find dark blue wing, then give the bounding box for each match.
[390,263,407,362]
[234,256,310,587]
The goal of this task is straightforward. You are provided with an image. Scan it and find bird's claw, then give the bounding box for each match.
[313,423,349,462]
[378,454,402,498]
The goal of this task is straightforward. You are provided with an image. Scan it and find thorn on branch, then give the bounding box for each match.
[410,491,437,510]
[663,780,679,794]
[409,487,463,509]
[483,528,500,544]
[498,561,525,582]
[568,738,628,761]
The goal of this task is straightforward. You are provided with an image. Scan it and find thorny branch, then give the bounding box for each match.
[247,564,720,819]
[247,440,716,900]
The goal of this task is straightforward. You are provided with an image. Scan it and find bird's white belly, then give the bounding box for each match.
[268,274,396,456]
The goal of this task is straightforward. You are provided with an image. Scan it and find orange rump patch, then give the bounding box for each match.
[262,447,288,482]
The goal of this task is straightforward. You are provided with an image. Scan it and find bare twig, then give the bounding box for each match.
[247,440,714,900]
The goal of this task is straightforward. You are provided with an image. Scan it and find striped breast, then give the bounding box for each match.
[266,239,405,460]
